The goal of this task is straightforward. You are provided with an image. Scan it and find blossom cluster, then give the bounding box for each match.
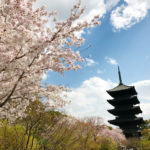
[0,0,100,120]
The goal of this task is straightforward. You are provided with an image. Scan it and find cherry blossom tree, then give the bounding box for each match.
[0,0,100,120]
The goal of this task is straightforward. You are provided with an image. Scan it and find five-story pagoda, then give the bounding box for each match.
[107,67,144,138]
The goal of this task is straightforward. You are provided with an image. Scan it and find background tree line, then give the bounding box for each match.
[0,100,125,150]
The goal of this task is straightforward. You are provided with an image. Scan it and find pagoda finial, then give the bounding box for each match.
[118,66,123,85]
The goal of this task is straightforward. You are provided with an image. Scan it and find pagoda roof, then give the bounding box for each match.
[107,95,139,106]
[107,84,134,92]
[108,106,142,116]
[108,117,144,126]
[107,84,137,98]
[107,67,137,97]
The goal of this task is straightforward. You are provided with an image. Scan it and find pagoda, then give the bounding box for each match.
[107,67,144,138]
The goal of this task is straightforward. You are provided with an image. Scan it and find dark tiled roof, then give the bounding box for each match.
[107,84,134,92]
[108,106,142,116]
[107,95,140,106]
[108,117,144,126]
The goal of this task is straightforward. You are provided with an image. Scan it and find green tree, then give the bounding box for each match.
[140,119,150,149]
[0,120,39,150]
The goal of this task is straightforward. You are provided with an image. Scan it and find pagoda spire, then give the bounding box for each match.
[118,66,123,85]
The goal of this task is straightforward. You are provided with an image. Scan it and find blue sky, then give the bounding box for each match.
[38,0,150,123]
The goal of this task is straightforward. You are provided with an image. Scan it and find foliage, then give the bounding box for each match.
[140,119,150,149]
[0,120,39,150]
[100,137,118,150]
[0,100,125,150]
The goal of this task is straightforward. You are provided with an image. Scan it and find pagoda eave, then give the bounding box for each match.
[107,84,136,93]
[107,106,142,116]
[107,85,137,98]
[108,117,144,126]
[107,96,139,106]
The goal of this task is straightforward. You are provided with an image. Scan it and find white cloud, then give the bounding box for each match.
[133,80,150,120]
[65,77,116,123]
[35,0,76,21]
[97,69,103,74]
[140,103,150,119]
[35,0,150,31]
[65,77,150,125]
[134,80,150,100]
[35,0,119,29]
[85,58,97,66]
[41,73,47,80]
[34,0,115,37]
[35,0,107,20]
[105,56,118,65]
[105,0,120,10]
[111,0,150,30]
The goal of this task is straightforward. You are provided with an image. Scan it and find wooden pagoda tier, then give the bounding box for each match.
[107,95,139,106]
[108,117,144,126]
[106,67,144,138]
[108,106,142,116]
[107,84,137,97]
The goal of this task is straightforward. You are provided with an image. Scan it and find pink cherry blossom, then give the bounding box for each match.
[0,0,100,120]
